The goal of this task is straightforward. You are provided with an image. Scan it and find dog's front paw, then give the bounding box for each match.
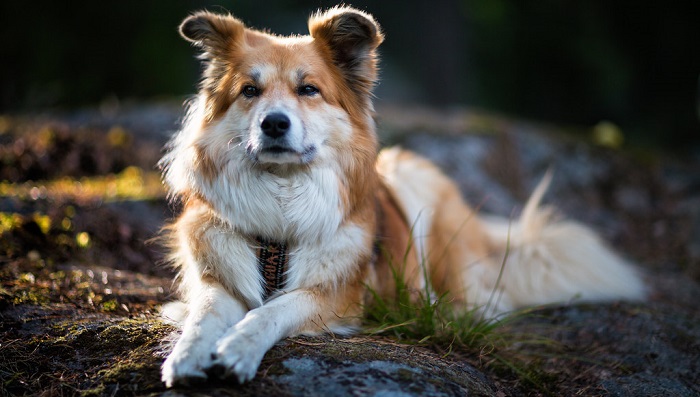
[161,347,213,387]
[212,332,267,383]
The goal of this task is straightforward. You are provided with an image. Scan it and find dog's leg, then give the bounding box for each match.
[161,282,247,387]
[212,289,325,383]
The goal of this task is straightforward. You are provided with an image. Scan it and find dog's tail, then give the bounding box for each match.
[378,147,646,316]
[479,171,647,313]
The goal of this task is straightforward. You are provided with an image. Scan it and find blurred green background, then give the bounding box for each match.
[1,0,698,152]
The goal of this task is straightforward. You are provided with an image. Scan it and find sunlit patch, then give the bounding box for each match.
[76,232,91,248]
[0,115,11,134]
[18,272,36,284]
[0,166,165,203]
[107,126,130,147]
[32,213,52,234]
[0,212,23,234]
[592,120,624,148]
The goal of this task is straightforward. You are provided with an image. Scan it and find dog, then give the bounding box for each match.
[159,6,646,387]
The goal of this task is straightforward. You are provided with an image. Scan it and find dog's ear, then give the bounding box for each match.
[179,11,245,56]
[309,7,384,96]
[179,11,247,121]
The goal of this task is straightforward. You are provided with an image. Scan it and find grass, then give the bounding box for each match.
[363,257,531,355]
[364,264,559,392]
[363,224,561,393]
[364,212,515,350]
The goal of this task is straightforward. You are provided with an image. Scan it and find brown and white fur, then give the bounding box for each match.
[159,7,646,387]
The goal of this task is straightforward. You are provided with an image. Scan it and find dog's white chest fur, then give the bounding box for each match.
[207,164,344,243]
[191,159,369,302]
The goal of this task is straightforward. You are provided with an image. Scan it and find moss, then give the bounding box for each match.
[61,318,174,396]
[317,339,392,363]
[396,367,416,381]
[100,299,119,312]
[12,289,50,305]
[426,375,447,388]
[88,360,162,395]
[260,360,292,377]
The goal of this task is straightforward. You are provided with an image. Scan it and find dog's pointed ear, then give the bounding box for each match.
[309,7,384,96]
[179,11,245,56]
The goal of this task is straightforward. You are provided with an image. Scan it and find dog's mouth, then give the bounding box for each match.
[248,144,317,165]
[263,145,295,154]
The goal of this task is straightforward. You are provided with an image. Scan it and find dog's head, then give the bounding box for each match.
[178,7,383,169]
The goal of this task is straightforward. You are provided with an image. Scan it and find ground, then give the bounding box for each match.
[1,103,698,396]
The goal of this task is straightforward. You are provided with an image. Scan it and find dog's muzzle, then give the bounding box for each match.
[247,112,317,165]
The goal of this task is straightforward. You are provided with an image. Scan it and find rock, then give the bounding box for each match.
[268,338,500,397]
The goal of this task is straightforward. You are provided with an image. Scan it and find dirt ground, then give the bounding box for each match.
[1,104,698,396]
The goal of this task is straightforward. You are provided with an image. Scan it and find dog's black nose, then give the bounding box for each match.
[260,113,290,139]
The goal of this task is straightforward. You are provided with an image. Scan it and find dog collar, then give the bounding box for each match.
[255,237,288,300]
[254,204,381,301]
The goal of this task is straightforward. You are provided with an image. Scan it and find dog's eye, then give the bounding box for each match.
[298,85,319,97]
[242,85,260,98]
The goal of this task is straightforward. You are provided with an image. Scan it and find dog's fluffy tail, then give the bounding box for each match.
[479,171,647,314]
[378,147,646,317]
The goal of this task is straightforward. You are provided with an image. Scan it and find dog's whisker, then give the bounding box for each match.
[226,134,246,151]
